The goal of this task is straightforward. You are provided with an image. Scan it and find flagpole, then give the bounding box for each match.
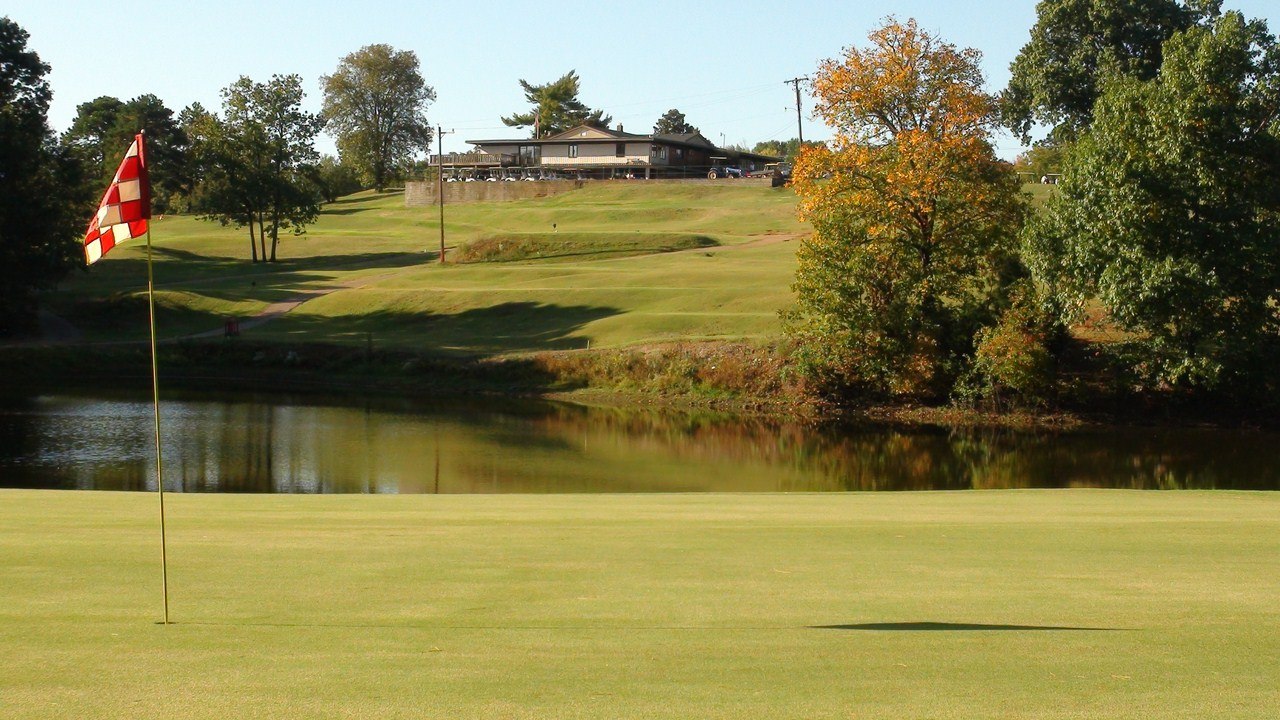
[146,213,169,626]
[85,132,167,624]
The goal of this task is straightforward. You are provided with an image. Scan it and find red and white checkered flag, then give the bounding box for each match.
[84,133,151,265]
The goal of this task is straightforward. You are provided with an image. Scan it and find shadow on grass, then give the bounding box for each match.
[812,622,1130,632]
[272,300,620,354]
[55,248,441,341]
[71,249,433,300]
[325,190,400,206]
[148,246,432,276]
[74,248,431,293]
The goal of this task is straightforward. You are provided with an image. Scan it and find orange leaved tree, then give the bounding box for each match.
[787,19,1025,400]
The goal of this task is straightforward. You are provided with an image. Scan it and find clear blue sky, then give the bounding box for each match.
[6,0,1276,160]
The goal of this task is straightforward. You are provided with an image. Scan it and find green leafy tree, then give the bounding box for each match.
[653,108,697,135]
[321,44,435,192]
[1012,142,1065,178]
[751,138,823,160]
[0,17,87,336]
[1024,10,1280,392]
[501,70,611,138]
[313,155,363,202]
[197,75,322,263]
[173,101,215,210]
[1003,0,1211,143]
[63,96,122,170]
[788,19,1026,400]
[63,94,189,212]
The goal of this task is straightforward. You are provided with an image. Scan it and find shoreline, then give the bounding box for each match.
[0,339,1268,432]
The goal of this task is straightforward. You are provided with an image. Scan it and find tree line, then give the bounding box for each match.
[0,32,438,335]
[788,0,1280,411]
[0,13,789,338]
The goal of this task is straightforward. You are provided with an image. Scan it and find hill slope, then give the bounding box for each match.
[51,183,806,353]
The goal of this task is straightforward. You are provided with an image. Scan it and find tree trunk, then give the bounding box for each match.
[257,211,268,262]
[248,215,258,263]
[269,184,281,262]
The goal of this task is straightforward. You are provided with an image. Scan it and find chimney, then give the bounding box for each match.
[616,124,623,132]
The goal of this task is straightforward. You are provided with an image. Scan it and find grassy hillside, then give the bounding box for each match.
[51,183,806,352]
[3,489,1277,719]
[49,181,1063,354]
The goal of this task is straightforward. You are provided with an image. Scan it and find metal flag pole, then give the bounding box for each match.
[138,129,169,626]
[436,125,453,264]
[146,224,170,626]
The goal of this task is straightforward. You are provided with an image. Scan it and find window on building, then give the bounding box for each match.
[616,143,626,157]
[568,144,578,158]
[519,144,540,166]
[651,145,667,161]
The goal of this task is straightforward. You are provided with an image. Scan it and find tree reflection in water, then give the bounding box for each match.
[1,391,1277,492]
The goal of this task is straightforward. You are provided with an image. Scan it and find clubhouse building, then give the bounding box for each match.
[445,124,779,180]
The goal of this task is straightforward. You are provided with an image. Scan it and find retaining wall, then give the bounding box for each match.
[404,177,774,206]
[405,180,584,206]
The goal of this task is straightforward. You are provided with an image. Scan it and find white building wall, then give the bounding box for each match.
[541,141,650,166]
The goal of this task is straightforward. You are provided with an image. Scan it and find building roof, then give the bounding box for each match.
[467,125,780,162]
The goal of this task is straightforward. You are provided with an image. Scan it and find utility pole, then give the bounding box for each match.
[785,76,809,145]
[436,125,453,264]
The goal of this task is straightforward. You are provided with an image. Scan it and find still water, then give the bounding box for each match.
[1,391,1277,492]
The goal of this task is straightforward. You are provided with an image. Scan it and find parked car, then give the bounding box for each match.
[707,166,742,179]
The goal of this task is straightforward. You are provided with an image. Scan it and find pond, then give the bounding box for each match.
[1,391,1277,493]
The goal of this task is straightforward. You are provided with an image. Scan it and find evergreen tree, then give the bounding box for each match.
[653,108,697,135]
[502,71,610,137]
[64,94,189,213]
[0,17,87,336]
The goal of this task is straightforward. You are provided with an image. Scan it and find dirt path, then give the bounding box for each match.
[719,233,804,250]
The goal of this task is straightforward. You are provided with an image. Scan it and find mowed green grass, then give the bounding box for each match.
[52,183,806,351]
[2,489,1277,719]
[53,182,1059,353]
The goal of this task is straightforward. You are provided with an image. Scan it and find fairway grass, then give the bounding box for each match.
[45,180,1057,356]
[51,184,805,350]
[2,489,1277,719]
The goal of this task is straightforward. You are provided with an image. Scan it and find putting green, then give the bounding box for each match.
[2,489,1277,718]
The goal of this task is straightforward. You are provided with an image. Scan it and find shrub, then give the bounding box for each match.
[957,292,1055,409]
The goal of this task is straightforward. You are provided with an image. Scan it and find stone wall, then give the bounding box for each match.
[404,177,775,206]
[404,180,585,206]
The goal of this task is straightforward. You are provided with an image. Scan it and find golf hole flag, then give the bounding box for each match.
[84,134,151,265]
